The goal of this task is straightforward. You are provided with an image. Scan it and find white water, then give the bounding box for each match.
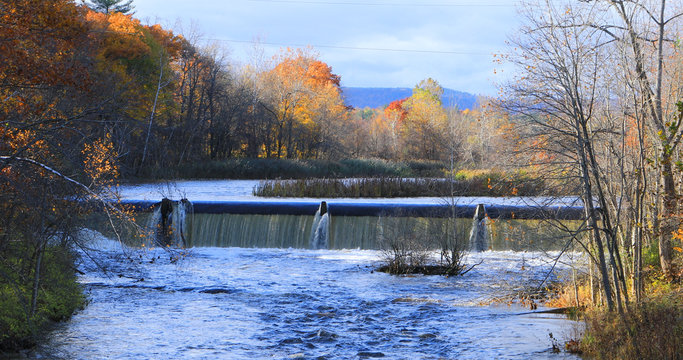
[33,247,582,359]
[310,212,330,250]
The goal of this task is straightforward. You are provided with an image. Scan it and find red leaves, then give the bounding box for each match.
[385,98,408,123]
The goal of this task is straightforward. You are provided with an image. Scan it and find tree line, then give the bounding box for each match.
[502,0,681,312]
[0,0,509,347]
[2,0,680,353]
[3,0,510,180]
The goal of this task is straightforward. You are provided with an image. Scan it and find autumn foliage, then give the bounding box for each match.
[256,48,348,159]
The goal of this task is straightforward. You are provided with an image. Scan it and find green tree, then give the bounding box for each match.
[85,0,135,15]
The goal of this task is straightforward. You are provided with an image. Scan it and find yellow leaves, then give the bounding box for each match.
[82,133,119,184]
[261,47,347,156]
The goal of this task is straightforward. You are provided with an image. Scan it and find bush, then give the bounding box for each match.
[377,215,470,276]
[581,293,682,359]
[0,245,85,351]
[378,216,431,274]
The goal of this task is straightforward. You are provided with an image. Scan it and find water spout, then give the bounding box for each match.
[148,198,191,247]
[310,201,329,249]
[469,204,488,251]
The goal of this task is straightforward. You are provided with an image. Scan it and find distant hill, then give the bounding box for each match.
[341,87,479,110]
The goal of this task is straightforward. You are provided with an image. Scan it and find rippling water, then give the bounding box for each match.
[32,243,581,359]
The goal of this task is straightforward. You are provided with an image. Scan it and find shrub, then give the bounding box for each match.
[0,245,85,351]
[377,214,470,276]
[581,294,682,359]
[378,216,431,274]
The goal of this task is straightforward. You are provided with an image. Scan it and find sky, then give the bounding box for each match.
[132,0,522,96]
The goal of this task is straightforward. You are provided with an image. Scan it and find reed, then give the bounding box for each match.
[254,172,552,198]
[137,158,447,180]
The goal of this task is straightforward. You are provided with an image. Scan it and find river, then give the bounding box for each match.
[29,180,582,359]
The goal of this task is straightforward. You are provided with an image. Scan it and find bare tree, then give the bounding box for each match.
[591,0,683,278]
[502,0,629,310]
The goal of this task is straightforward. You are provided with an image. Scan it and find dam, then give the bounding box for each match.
[117,180,584,250]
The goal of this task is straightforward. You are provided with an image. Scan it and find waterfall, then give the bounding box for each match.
[310,201,329,249]
[171,199,192,246]
[469,204,488,251]
[146,205,162,240]
[147,198,191,247]
[132,199,568,251]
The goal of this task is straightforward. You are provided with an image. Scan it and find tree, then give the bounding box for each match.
[0,0,137,346]
[258,48,348,159]
[85,10,182,173]
[503,0,626,311]
[591,0,683,279]
[401,78,450,161]
[85,0,135,15]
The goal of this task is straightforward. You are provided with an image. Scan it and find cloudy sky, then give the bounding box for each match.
[133,0,522,95]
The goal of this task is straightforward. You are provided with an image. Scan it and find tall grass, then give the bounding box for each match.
[544,266,682,358]
[581,292,682,359]
[254,171,554,197]
[136,158,446,180]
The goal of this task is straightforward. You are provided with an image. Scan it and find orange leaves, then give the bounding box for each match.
[0,125,48,162]
[0,0,89,89]
[305,60,341,88]
[269,48,342,94]
[260,47,348,157]
[147,24,184,60]
[88,11,140,36]
[82,133,119,184]
[385,99,408,123]
[86,9,183,73]
[87,10,151,61]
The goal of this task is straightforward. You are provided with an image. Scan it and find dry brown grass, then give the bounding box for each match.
[581,290,682,359]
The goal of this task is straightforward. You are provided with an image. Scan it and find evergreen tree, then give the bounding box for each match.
[85,0,135,15]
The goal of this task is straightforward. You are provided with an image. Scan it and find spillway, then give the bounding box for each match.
[122,199,584,219]
[125,198,583,251]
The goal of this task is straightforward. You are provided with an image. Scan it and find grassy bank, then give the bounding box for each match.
[136,158,447,180]
[0,245,85,352]
[254,170,553,197]
[581,291,682,359]
[543,270,682,358]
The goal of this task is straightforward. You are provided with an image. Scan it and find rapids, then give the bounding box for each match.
[31,243,582,359]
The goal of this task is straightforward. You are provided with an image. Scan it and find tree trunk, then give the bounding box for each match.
[576,126,615,310]
[659,158,676,277]
[141,53,165,170]
[30,241,44,318]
